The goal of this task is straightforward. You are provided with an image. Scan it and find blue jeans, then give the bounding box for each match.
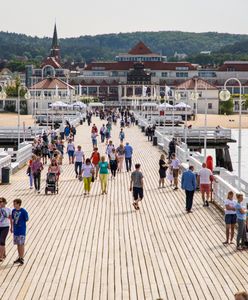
[29,174,33,187]
[75,162,82,176]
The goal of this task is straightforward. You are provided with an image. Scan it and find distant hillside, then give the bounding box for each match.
[217,39,248,55]
[0,30,248,63]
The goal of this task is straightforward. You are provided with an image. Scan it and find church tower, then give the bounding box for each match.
[50,23,61,63]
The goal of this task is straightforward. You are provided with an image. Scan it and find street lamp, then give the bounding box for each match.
[219,78,243,191]
[0,85,7,101]
[18,86,31,149]
[174,91,181,137]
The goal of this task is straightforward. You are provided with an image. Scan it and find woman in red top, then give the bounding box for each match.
[91,147,100,179]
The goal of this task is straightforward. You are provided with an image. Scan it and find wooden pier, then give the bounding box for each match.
[0,119,248,300]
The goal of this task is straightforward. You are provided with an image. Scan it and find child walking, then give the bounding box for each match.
[235,193,247,251]
[11,199,29,265]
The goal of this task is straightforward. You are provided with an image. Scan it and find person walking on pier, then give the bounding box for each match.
[31,156,43,194]
[198,163,213,207]
[170,153,181,190]
[74,145,85,179]
[67,139,75,164]
[119,128,125,143]
[235,194,247,250]
[100,124,106,143]
[11,199,29,266]
[235,291,248,300]
[0,198,12,262]
[168,138,176,159]
[181,166,196,213]
[99,156,109,195]
[124,142,133,172]
[91,147,100,179]
[106,141,115,160]
[116,144,125,172]
[82,158,94,195]
[109,148,118,179]
[130,163,144,210]
[223,191,237,245]
[159,154,168,188]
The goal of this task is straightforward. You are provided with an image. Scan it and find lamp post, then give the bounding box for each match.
[0,84,7,102]
[219,78,243,191]
[174,91,181,137]
[18,86,31,149]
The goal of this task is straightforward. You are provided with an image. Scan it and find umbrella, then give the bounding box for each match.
[158,103,173,108]
[50,101,68,108]
[72,101,87,108]
[174,102,191,108]
[141,102,158,107]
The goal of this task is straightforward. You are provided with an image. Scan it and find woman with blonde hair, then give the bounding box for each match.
[99,156,109,194]
[159,154,167,188]
[223,191,237,245]
[116,143,125,172]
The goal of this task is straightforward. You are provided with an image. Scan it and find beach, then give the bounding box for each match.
[0,113,34,127]
[188,113,248,129]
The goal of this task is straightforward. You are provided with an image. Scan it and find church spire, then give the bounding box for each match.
[50,23,60,63]
[52,23,58,49]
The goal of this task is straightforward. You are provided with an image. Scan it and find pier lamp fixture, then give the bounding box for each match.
[0,85,7,101]
[190,91,199,120]
[219,78,243,191]
[17,86,31,149]
[174,91,181,137]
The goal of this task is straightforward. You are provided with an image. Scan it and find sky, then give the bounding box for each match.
[1,0,248,38]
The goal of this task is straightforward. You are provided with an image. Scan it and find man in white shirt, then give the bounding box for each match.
[106,141,115,160]
[170,153,181,190]
[198,163,213,207]
[74,145,85,179]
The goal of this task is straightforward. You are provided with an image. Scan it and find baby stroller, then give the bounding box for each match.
[45,172,58,194]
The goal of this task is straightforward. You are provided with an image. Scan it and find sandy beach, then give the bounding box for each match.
[0,113,35,127]
[0,112,248,128]
[188,114,248,129]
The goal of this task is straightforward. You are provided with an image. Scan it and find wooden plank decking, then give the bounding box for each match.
[0,118,248,300]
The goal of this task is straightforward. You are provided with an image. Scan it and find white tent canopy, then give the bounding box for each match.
[88,102,104,107]
[174,102,191,108]
[50,101,68,108]
[72,101,87,108]
[158,103,173,109]
[142,102,158,107]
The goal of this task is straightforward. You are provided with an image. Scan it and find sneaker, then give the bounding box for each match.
[38,190,40,194]
[14,258,21,264]
[206,201,209,207]
[19,258,24,265]
[174,187,178,191]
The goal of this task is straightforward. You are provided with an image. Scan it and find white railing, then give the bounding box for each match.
[0,154,11,183]
[15,143,32,169]
[157,126,232,139]
[213,176,240,209]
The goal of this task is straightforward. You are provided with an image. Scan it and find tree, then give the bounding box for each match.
[219,98,234,115]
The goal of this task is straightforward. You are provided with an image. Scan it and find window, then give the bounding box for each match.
[161,72,168,78]
[208,103,213,109]
[176,72,188,78]
[176,67,189,71]
[150,72,156,77]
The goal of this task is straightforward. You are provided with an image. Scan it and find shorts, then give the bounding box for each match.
[225,214,237,225]
[0,227,9,246]
[133,187,143,201]
[13,235,26,245]
[173,169,179,178]
[200,184,210,193]
[68,150,74,158]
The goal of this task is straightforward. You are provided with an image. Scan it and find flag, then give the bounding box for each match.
[142,85,147,97]
[55,84,59,98]
[165,85,171,96]
[154,86,157,98]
